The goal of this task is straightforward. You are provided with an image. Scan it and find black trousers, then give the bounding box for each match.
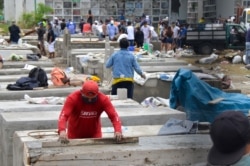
[111,81,134,99]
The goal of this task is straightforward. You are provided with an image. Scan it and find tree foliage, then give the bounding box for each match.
[0,0,3,9]
[19,3,53,28]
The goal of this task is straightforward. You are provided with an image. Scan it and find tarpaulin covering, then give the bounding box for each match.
[169,68,250,122]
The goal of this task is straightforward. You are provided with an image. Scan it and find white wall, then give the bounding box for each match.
[216,0,235,19]
[4,0,15,21]
[4,0,45,22]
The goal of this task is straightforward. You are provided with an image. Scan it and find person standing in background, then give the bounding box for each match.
[134,26,144,48]
[79,18,85,34]
[53,19,61,38]
[140,21,151,44]
[60,19,66,34]
[172,22,180,51]
[166,26,174,51]
[99,19,108,40]
[47,23,56,58]
[36,22,46,56]
[8,20,21,44]
[66,19,76,34]
[245,27,250,66]
[87,9,93,27]
[126,21,134,46]
[106,20,118,41]
[119,12,125,21]
[178,24,187,48]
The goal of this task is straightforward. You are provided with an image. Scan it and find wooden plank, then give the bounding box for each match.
[42,137,139,148]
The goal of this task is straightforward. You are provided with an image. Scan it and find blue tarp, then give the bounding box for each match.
[169,68,250,123]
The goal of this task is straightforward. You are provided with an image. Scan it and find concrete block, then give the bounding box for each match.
[0,107,185,166]
[13,130,211,166]
[13,125,163,166]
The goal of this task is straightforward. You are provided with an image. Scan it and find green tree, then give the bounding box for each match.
[0,0,3,9]
[19,3,53,28]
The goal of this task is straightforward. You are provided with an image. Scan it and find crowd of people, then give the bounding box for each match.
[8,12,189,60]
[158,19,187,52]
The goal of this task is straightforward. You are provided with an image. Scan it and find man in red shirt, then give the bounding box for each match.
[58,80,122,143]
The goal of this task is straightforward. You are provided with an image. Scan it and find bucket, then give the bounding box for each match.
[143,43,149,51]
[143,43,152,53]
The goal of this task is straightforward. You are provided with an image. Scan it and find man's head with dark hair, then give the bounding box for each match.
[119,38,129,49]
[208,111,250,165]
[119,27,126,33]
[127,21,131,26]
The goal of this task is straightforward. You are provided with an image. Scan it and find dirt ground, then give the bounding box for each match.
[179,51,250,95]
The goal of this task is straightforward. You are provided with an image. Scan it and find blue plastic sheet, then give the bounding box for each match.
[169,68,250,122]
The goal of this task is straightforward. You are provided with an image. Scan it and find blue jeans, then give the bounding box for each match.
[246,42,250,64]
[128,40,134,46]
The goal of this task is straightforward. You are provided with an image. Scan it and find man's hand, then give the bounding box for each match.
[114,132,123,142]
[58,131,69,144]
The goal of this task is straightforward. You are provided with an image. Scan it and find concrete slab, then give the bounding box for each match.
[0,67,54,75]
[11,126,160,166]
[138,59,188,66]
[13,130,211,166]
[71,48,119,54]
[0,107,185,166]
[0,74,51,82]
[0,87,110,100]
[0,98,142,112]
[141,65,202,72]
[0,49,34,60]
[2,60,54,69]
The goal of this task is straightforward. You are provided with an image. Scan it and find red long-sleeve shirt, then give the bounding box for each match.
[58,90,122,139]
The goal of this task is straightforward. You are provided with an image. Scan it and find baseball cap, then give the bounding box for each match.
[81,80,99,98]
[208,111,250,165]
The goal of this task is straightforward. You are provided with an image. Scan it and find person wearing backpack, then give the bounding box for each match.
[47,23,56,58]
